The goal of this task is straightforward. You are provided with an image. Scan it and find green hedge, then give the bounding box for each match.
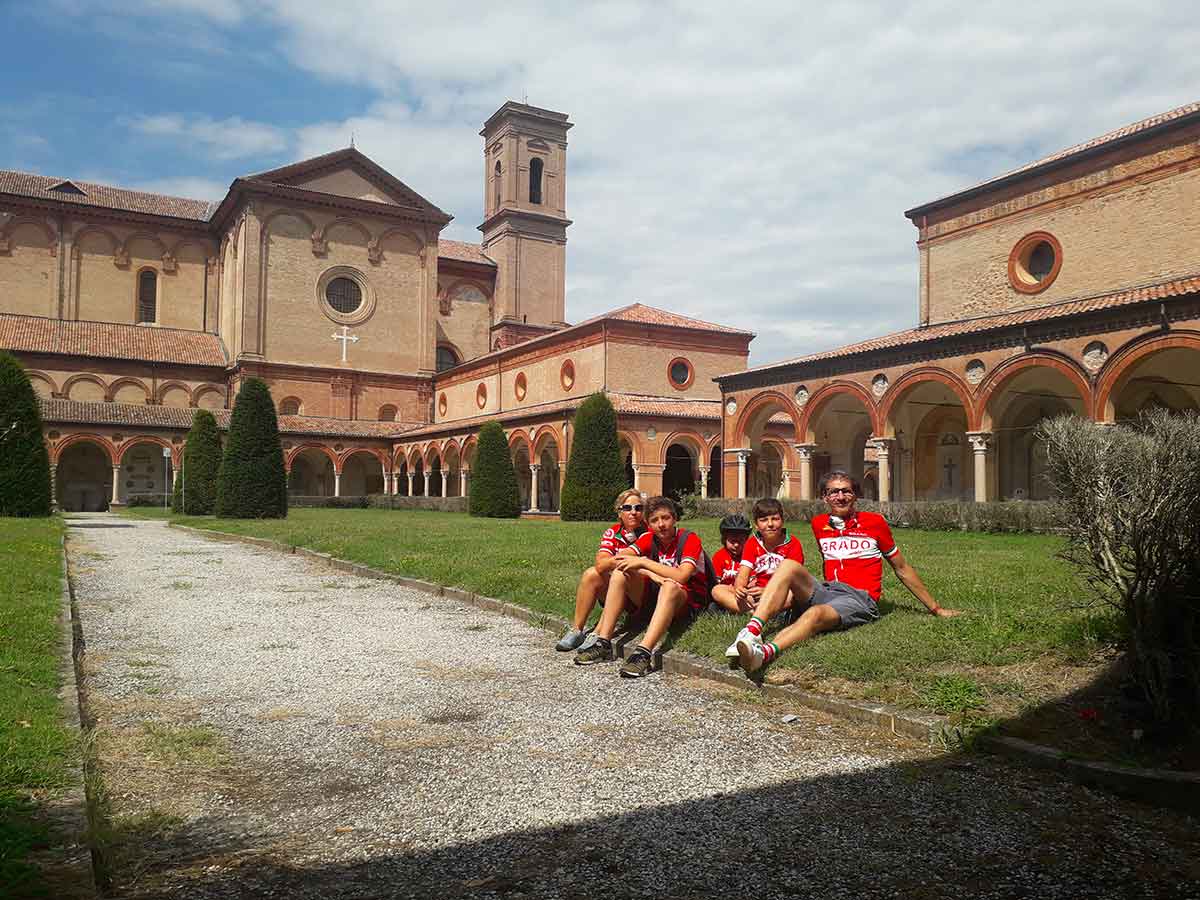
[560,392,627,520]
[172,409,221,515]
[215,378,287,518]
[468,421,521,518]
[0,352,51,517]
[680,494,1062,534]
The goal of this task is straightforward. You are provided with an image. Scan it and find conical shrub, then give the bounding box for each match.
[468,421,521,518]
[560,392,627,520]
[215,378,287,518]
[0,352,52,517]
[172,409,222,515]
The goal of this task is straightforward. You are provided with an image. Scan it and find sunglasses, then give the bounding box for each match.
[825,488,855,497]
[620,504,644,512]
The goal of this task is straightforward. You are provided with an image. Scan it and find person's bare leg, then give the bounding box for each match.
[710,584,740,613]
[596,569,646,639]
[572,566,608,630]
[638,582,689,650]
[752,561,816,621]
[770,603,842,651]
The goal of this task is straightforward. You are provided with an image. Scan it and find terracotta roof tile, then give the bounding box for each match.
[38,398,418,439]
[909,100,1200,215]
[0,170,216,221]
[438,239,496,266]
[732,273,1200,378]
[2,314,228,367]
[606,303,753,336]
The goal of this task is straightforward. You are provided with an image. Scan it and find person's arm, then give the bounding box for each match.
[732,563,753,601]
[594,551,620,574]
[616,554,696,585]
[886,550,960,617]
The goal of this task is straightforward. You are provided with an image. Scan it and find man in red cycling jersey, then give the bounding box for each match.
[736,470,960,673]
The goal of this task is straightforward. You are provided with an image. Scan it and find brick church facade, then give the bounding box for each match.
[1,99,1198,511]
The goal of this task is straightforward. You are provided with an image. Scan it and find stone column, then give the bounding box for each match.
[441,470,449,499]
[794,443,817,500]
[407,472,415,496]
[632,464,642,492]
[528,464,541,512]
[49,463,57,511]
[967,432,992,504]
[871,439,892,502]
[460,467,469,497]
[736,449,751,499]
[382,463,391,496]
[111,466,121,507]
[422,471,431,497]
[334,471,341,498]
[698,466,710,499]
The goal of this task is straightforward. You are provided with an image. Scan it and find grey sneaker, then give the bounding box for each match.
[555,626,592,652]
[574,639,614,665]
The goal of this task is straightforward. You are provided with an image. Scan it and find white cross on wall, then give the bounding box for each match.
[332,325,360,363]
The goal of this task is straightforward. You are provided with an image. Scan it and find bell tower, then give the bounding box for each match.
[479,102,572,336]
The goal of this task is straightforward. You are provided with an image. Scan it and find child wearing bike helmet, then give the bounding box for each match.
[709,512,755,613]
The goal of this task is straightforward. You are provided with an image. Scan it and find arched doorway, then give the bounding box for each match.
[512,444,532,510]
[883,377,972,501]
[118,440,173,505]
[537,442,561,512]
[750,441,785,499]
[428,454,443,498]
[290,448,335,496]
[443,443,462,497]
[57,440,113,511]
[619,436,636,489]
[662,443,696,500]
[1110,345,1200,421]
[395,459,409,496]
[708,445,722,497]
[732,392,800,499]
[411,458,426,495]
[341,451,383,495]
[802,389,875,487]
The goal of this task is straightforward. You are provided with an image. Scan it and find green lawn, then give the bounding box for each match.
[0,516,75,897]
[127,507,1119,718]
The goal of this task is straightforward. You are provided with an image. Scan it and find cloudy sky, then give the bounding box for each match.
[6,2,1199,364]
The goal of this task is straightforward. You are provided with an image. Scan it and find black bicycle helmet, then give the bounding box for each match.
[718,513,752,534]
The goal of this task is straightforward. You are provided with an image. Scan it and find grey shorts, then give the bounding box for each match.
[791,581,879,630]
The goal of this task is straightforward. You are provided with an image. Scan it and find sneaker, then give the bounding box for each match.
[555,626,592,652]
[574,639,613,666]
[618,648,654,679]
[737,636,766,673]
[577,631,599,652]
[725,626,760,659]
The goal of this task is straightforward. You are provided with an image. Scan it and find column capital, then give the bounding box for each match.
[529,463,542,472]
[634,463,666,474]
[793,442,818,460]
[698,465,710,474]
[966,431,993,452]
[868,437,893,455]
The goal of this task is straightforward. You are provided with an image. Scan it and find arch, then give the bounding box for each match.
[421,443,442,467]
[531,424,562,459]
[436,342,462,373]
[731,390,802,448]
[616,430,640,465]
[286,442,338,472]
[51,433,116,465]
[1095,330,1200,423]
[2,216,57,252]
[760,436,798,471]
[878,367,977,436]
[107,376,152,404]
[507,428,533,455]
[461,436,478,468]
[798,380,878,442]
[377,226,423,252]
[26,370,57,399]
[168,238,217,260]
[119,435,177,465]
[976,352,1094,430]
[442,438,462,462]
[407,446,425,468]
[338,446,387,470]
[121,232,168,258]
[339,448,385,494]
[658,430,707,465]
[136,266,158,323]
[192,384,225,410]
[153,380,192,406]
[320,217,373,245]
[278,396,303,416]
[71,225,121,254]
[62,373,108,403]
[262,208,317,238]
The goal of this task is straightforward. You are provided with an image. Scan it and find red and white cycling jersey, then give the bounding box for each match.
[710,547,740,586]
[630,529,710,607]
[598,522,645,557]
[811,511,897,601]
[738,532,805,588]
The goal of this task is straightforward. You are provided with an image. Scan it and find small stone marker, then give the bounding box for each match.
[782,714,800,724]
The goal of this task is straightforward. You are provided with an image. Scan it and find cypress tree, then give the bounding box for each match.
[172,409,221,515]
[215,378,287,518]
[560,392,627,520]
[0,352,52,517]
[468,421,521,518]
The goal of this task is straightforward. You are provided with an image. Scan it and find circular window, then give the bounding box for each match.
[667,357,694,390]
[514,372,528,401]
[1008,232,1063,295]
[438,393,447,416]
[326,277,362,314]
[560,360,576,391]
[316,267,376,325]
[476,383,488,409]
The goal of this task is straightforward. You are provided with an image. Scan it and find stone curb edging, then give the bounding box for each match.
[57,533,101,898]
[167,522,1199,813]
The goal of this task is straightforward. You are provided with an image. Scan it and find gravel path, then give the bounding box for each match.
[69,515,1199,900]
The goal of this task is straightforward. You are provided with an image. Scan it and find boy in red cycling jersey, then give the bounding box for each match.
[709,513,754,614]
[724,497,806,658]
[555,489,648,651]
[735,471,960,674]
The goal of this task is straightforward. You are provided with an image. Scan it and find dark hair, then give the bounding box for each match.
[818,469,861,497]
[751,497,784,522]
[644,495,678,520]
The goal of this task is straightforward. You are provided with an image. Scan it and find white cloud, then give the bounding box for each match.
[128,176,230,201]
[128,114,290,161]
[65,1,1200,365]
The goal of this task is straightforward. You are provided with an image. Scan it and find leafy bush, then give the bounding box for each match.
[1038,411,1200,732]
[468,421,521,518]
[172,409,221,515]
[0,353,52,517]
[560,392,627,520]
[127,493,170,508]
[215,379,287,519]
